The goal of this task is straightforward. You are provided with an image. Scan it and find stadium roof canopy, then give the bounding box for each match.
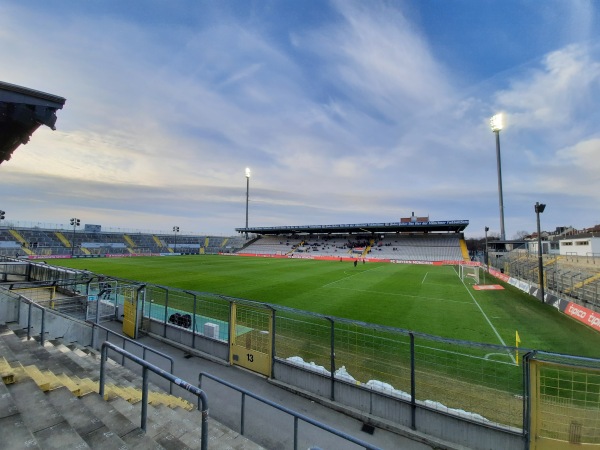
[236,220,469,236]
[0,81,66,165]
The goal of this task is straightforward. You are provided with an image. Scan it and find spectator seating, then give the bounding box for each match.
[243,233,464,261]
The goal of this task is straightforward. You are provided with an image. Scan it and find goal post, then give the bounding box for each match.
[460,264,480,284]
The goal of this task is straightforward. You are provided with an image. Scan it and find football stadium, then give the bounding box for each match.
[3,203,600,449]
[2,75,600,448]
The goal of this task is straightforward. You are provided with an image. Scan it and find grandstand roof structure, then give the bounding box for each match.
[0,81,66,164]
[236,220,469,236]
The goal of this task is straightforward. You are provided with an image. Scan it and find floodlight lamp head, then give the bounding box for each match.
[490,113,503,132]
[245,167,251,178]
[535,203,546,214]
[485,226,489,232]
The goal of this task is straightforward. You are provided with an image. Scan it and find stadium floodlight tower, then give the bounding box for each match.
[173,226,179,253]
[245,167,251,239]
[70,217,80,257]
[490,113,506,241]
[535,202,546,303]
[484,226,489,270]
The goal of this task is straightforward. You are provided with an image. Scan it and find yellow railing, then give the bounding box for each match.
[459,239,470,261]
[10,229,33,255]
[123,234,136,247]
[55,231,72,248]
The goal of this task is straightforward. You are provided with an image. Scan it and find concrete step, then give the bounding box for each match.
[79,392,169,449]
[112,397,264,450]
[0,379,41,449]
[1,321,265,450]
[3,341,193,410]
[7,378,91,449]
[46,386,129,449]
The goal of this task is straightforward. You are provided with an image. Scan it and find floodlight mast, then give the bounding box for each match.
[245,168,251,239]
[490,113,506,241]
[535,202,546,303]
[484,226,489,271]
[70,217,80,257]
[173,226,179,253]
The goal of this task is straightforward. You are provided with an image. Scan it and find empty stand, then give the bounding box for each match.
[0,322,263,449]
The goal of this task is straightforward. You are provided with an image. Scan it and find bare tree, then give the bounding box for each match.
[513,230,530,240]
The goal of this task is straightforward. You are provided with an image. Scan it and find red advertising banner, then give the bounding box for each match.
[564,302,600,332]
[489,268,510,283]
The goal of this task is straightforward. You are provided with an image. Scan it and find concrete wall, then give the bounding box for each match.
[0,290,19,323]
[273,360,332,398]
[146,318,229,361]
[416,407,523,450]
[16,300,93,344]
[273,359,524,450]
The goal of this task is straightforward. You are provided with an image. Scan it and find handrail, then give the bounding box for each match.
[90,321,175,394]
[198,371,381,450]
[10,293,47,345]
[100,342,209,449]
[26,299,46,345]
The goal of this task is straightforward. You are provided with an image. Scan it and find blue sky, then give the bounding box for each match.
[1,0,599,238]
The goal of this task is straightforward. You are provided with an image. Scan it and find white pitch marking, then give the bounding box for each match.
[455,267,516,364]
[327,286,473,304]
[321,265,384,288]
[422,272,429,284]
[484,352,514,362]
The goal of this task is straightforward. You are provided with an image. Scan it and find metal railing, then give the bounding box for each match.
[90,321,175,394]
[198,371,382,450]
[26,299,46,345]
[100,342,209,449]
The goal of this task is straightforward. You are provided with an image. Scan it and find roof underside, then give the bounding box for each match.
[236,220,469,236]
[0,81,66,165]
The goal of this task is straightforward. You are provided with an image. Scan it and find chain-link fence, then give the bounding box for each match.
[274,312,523,428]
[526,351,600,446]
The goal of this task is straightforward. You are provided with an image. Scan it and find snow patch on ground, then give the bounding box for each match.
[285,356,490,423]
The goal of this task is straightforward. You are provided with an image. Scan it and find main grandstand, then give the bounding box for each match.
[236,216,470,262]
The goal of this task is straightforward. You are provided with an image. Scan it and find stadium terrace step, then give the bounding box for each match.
[0,379,41,449]
[80,392,187,449]
[7,378,91,449]
[45,386,130,449]
[0,321,265,450]
[112,398,264,450]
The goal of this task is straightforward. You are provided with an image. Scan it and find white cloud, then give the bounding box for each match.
[2,1,600,237]
[495,45,600,131]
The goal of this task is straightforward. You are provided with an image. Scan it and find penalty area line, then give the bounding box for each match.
[321,265,384,288]
[455,267,516,364]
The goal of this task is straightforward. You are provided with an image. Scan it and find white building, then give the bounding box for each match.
[559,234,600,257]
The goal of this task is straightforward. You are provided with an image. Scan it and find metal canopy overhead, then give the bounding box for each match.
[0,81,66,165]
[236,220,469,236]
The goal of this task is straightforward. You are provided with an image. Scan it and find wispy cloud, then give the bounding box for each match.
[1,1,599,237]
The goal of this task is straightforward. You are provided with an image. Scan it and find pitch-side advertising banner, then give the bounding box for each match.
[563,302,600,332]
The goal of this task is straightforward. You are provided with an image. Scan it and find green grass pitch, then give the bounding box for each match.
[51,255,600,358]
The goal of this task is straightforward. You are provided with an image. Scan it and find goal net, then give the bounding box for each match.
[460,265,480,284]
